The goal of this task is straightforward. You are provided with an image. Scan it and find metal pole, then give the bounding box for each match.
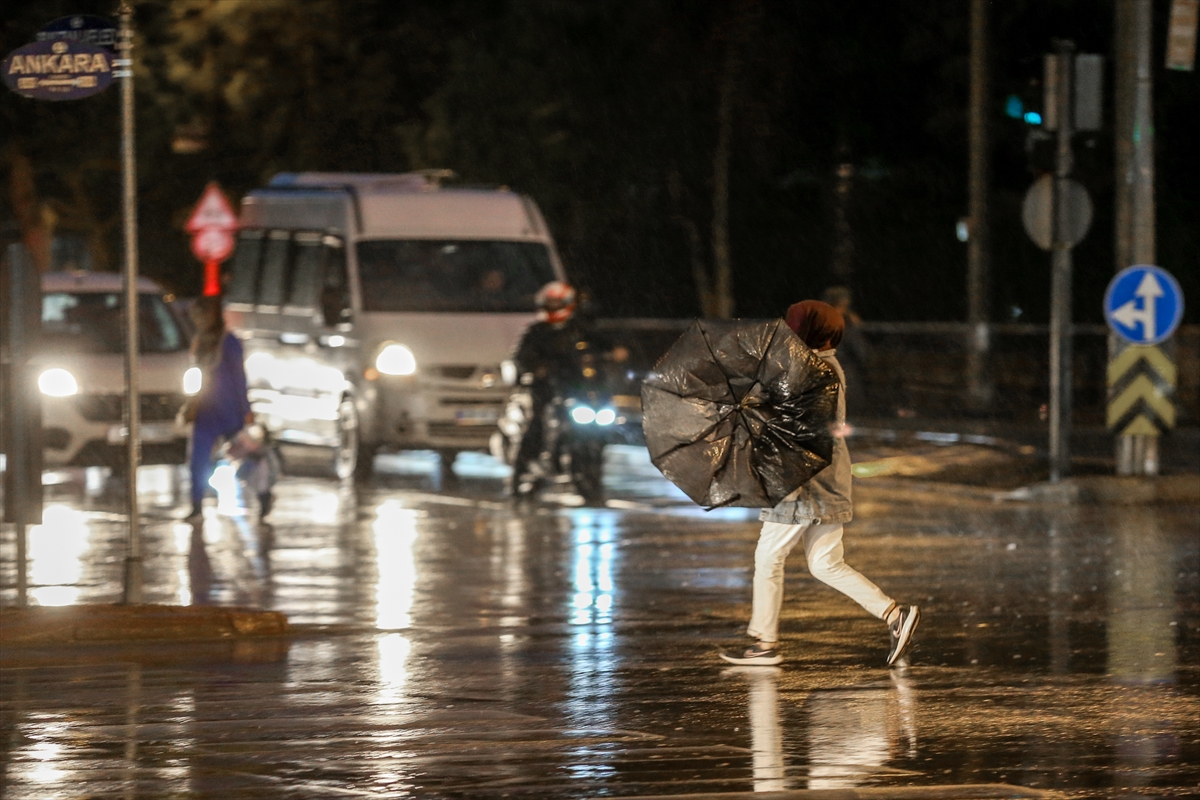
[117,2,143,603]
[16,522,27,607]
[1116,0,1160,475]
[1048,43,1075,483]
[966,0,992,408]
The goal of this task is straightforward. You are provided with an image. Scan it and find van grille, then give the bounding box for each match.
[76,393,185,423]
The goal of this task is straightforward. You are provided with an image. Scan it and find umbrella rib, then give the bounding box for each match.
[753,321,783,385]
[697,321,739,400]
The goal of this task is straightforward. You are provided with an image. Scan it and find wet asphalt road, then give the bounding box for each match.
[1,443,1198,798]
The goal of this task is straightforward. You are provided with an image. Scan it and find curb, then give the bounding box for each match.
[597,782,1061,799]
[998,474,1200,505]
[855,474,1199,506]
[0,604,289,648]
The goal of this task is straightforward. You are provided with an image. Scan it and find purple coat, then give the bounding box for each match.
[194,332,251,435]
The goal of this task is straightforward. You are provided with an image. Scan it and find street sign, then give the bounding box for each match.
[1104,265,1184,345]
[36,15,118,52]
[1167,0,1198,71]
[186,183,238,233]
[190,228,235,263]
[1107,345,1176,435]
[1021,174,1093,251]
[2,39,114,101]
[186,182,238,296]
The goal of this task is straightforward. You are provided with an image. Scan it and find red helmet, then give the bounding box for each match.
[535,281,576,323]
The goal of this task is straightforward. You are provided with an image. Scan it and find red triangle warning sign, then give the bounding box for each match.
[185,182,237,233]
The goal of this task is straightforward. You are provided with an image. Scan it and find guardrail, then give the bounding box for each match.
[595,319,1199,425]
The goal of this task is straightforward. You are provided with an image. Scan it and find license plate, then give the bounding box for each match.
[454,408,499,426]
[106,423,180,444]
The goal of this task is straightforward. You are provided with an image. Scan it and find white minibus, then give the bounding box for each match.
[224,171,566,478]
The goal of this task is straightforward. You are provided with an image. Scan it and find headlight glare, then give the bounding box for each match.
[183,366,202,395]
[38,368,78,397]
[376,344,417,376]
[595,408,616,426]
[570,406,596,425]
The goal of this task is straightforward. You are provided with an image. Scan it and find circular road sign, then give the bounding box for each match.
[1104,265,1185,345]
[1021,174,1093,251]
[191,229,235,264]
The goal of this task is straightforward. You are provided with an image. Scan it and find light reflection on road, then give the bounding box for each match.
[374,501,419,630]
[27,504,90,607]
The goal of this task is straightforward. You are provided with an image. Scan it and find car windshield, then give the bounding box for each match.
[355,240,556,312]
[41,292,187,354]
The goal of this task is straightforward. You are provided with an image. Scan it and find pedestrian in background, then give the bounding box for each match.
[821,286,873,417]
[720,299,920,667]
[181,295,251,522]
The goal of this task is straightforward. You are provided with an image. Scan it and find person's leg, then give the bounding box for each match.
[747,521,809,643]
[802,522,894,619]
[189,422,220,512]
[721,521,807,665]
[803,522,921,665]
[511,395,546,492]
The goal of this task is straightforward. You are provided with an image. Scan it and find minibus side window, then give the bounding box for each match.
[287,233,325,308]
[258,231,291,307]
[320,237,349,326]
[226,231,264,304]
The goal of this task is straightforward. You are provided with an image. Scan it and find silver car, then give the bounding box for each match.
[37,272,195,468]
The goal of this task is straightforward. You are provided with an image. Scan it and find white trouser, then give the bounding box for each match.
[747,520,894,643]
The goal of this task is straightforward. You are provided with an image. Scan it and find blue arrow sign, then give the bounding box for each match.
[1104,265,1185,345]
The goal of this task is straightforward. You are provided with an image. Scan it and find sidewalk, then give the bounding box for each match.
[0,603,287,649]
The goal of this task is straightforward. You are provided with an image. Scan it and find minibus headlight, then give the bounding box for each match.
[39,368,79,397]
[183,367,202,395]
[376,344,417,376]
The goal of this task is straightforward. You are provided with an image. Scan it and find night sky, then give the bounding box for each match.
[2,0,1197,322]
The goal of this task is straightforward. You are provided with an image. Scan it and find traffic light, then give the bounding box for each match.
[1004,93,1043,125]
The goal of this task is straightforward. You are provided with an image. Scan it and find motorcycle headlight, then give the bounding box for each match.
[376,344,417,376]
[500,359,518,386]
[183,366,202,395]
[571,406,596,425]
[38,368,78,397]
[595,408,616,426]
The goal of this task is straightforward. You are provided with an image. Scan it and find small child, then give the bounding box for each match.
[720,300,920,667]
[225,423,280,517]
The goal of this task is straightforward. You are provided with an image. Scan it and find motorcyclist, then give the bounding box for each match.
[509,281,622,495]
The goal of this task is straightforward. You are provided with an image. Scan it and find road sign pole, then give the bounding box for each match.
[1114,0,1161,476]
[117,1,142,604]
[1048,43,1075,483]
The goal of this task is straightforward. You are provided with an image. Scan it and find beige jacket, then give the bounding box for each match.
[759,350,853,525]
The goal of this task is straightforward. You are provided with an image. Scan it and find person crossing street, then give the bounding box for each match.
[720,300,920,668]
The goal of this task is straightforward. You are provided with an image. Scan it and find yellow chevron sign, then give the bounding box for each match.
[1107,345,1176,435]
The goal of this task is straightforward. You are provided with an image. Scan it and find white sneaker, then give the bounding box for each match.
[719,643,783,666]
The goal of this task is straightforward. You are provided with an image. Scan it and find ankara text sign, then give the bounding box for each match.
[3,40,113,101]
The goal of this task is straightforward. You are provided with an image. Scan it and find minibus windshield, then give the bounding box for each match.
[356,240,556,313]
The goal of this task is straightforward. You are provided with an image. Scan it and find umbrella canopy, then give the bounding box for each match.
[641,319,839,508]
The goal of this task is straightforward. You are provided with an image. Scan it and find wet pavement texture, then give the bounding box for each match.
[1,441,1198,798]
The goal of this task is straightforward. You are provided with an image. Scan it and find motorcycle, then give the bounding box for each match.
[492,360,641,504]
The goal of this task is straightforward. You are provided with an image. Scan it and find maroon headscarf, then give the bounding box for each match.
[785,300,844,350]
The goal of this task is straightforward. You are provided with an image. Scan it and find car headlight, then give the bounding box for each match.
[39,368,79,397]
[570,406,596,425]
[376,344,417,376]
[595,408,616,426]
[183,366,202,395]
